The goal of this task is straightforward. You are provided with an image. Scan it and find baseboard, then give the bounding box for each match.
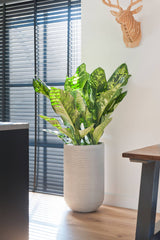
[104,193,160,213]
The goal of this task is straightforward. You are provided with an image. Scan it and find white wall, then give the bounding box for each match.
[82,0,160,210]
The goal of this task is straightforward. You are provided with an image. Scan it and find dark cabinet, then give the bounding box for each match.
[0,124,29,240]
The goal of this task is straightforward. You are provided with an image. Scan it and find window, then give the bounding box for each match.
[0,0,81,195]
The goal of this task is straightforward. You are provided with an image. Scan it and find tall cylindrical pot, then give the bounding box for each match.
[64,143,104,212]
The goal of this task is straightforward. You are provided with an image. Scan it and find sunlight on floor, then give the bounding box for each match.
[29,192,69,240]
[29,192,139,240]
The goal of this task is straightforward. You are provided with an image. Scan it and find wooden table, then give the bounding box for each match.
[123,145,160,240]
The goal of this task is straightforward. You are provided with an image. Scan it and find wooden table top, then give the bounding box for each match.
[122,144,160,161]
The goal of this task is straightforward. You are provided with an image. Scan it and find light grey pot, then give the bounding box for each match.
[64,143,104,213]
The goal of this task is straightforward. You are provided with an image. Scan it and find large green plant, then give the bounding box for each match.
[33,63,130,145]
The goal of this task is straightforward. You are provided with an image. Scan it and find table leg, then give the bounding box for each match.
[136,161,160,240]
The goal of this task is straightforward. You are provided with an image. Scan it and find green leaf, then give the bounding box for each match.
[107,63,131,89]
[39,115,75,143]
[71,91,85,114]
[82,80,92,108]
[90,67,107,94]
[79,124,94,139]
[71,91,94,127]
[49,87,80,129]
[40,115,62,129]
[85,108,93,127]
[93,116,112,144]
[96,64,130,123]
[33,78,50,98]
[43,129,70,144]
[107,91,127,114]
[49,88,82,144]
[64,63,90,93]
[115,91,127,104]
[96,88,122,122]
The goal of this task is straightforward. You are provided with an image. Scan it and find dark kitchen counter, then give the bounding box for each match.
[0,122,29,240]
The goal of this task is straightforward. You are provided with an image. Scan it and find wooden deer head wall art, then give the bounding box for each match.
[102,0,143,48]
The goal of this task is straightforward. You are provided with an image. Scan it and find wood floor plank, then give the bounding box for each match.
[29,193,160,240]
[56,207,136,240]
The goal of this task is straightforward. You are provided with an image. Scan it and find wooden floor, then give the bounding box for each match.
[29,193,159,240]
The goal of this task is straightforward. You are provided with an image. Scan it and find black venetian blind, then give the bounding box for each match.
[0,0,81,195]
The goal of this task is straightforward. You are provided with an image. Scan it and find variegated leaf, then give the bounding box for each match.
[43,129,71,144]
[49,87,80,130]
[107,63,131,89]
[93,116,112,144]
[79,123,94,139]
[33,78,50,98]
[39,115,75,143]
[90,67,107,93]
[96,88,122,122]
[64,63,90,93]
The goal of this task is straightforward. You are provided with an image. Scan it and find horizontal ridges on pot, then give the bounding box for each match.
[64,142,104,151]
[64,142,104,212]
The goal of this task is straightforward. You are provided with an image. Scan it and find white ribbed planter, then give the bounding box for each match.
[64,143,104,213]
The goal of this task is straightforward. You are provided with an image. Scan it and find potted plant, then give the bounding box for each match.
[33,63,130,212]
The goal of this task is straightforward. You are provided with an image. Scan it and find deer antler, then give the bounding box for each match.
[102,0,123,10]
[128,0,142,10]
